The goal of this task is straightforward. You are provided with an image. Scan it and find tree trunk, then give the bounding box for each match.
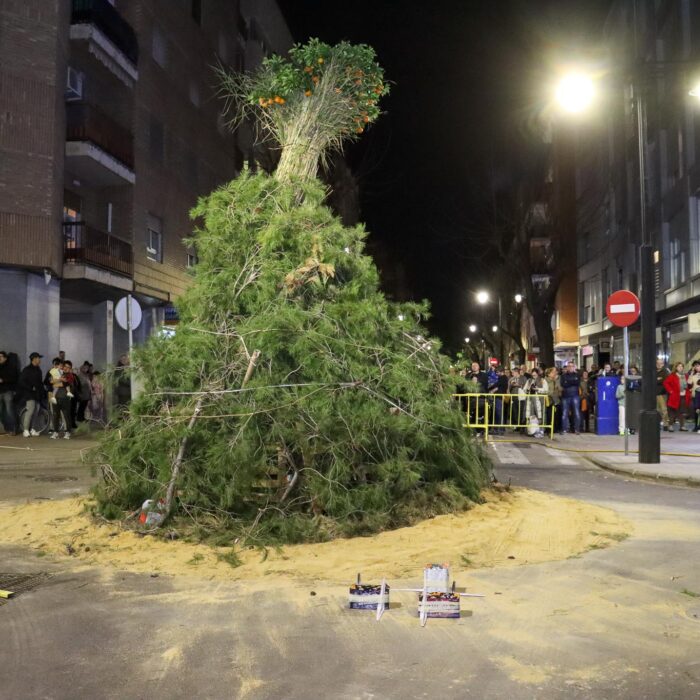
[531,304,555,368]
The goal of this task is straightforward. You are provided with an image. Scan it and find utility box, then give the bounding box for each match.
[596,376,620,435]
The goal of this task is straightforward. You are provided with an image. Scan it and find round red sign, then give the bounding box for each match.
[606,290,641,328]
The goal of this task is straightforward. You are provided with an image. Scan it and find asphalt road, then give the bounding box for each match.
[2,443,700,699]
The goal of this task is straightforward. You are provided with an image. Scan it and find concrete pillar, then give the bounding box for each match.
[92,300,114,373]
[0,269,60,364]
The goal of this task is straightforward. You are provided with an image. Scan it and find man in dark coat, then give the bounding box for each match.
[0,351,19,433]
[17,352,45,437]
[560,361,582,434]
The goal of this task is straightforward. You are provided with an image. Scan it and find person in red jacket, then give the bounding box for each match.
[663,362,691,431]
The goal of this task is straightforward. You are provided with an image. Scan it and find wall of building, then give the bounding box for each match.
[118,0,244,303]
[0,0,69,275]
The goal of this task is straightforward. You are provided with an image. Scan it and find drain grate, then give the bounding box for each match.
[0,573,52,606]
[686,606,700,623]
[26,475,79,482]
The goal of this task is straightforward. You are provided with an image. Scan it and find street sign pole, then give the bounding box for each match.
[127,293,134,398]
[623,325,629,456]
[606,290,641,459]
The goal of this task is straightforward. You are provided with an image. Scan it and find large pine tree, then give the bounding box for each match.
[94,40,489,544]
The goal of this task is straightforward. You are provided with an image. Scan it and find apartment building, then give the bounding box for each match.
[0,0,292,370]
[576,0,700,370]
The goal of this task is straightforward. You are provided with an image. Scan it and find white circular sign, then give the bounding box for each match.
[115,296,142,331]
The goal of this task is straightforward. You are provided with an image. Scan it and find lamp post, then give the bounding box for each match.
[554,58,700,464]
[476,290,503,365]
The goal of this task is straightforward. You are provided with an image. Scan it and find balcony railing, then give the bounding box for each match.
[66,102,134,170]
[71,0,139,66]
[64,222,133,277]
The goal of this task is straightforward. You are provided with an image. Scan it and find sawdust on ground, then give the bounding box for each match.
[0,488,631,583]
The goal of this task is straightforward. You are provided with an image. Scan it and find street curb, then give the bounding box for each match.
[585,456,700,489]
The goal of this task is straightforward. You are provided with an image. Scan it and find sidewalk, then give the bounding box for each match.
[519,430,700,487]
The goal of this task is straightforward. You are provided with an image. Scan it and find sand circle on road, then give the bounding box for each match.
[0,488,631,583]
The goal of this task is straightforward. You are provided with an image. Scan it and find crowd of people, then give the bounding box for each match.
[0,350,107,438]
[456,357,700,437]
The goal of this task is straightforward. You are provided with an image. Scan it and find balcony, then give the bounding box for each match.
[63,222,134,283]
[70,0,139,87]
[65,102,135,186]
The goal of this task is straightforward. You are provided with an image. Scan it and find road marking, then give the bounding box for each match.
[491,443,529,464]
[544,447,577,465]
[610,303,636,313]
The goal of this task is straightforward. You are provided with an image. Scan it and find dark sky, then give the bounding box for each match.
[276,0,611,349]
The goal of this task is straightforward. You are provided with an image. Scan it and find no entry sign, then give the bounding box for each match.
[606,290,641,328]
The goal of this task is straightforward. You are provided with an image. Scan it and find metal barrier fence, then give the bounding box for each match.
[452,393,555,440]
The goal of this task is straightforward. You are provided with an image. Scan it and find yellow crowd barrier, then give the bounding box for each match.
[452,393,555,441]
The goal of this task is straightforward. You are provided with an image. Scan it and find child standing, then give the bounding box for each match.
[47,359,73,405]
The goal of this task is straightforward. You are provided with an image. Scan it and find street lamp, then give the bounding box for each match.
[464,337,470,343]
[553,63,700,464]
[468,324,477,333]
[555,72,595,113]
[514,293,523,304]
[476,290,503,365]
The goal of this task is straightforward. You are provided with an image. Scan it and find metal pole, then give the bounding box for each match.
[624,325,629,456]
[634,83,660,463]
[498,296,503,365]
[126,293,134,399]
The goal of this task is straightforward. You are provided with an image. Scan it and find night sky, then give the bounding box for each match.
[277,0,611,349]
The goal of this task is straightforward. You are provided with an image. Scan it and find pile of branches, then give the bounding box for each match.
[93,41,489,545]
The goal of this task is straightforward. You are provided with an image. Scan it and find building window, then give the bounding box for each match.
[152,26,168,68]
[149,116,165,164]
[147,214,163,263]
[693,197,700,277]
[191,0,202,25]
[66,66,84,101]
[187,252,198,268]
[669,238,686,288]
[582,278,598,325]
[551,310,560,331]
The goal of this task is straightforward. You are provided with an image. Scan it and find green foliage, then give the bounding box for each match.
[217,39,390,182]
[95,173,489,544]
[251,38,388,134]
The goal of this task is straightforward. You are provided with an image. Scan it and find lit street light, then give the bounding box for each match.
[555,72,595,113]
[464,337,470,343]
[514,293,523,304]
[476,290,503,364]
[468,324,477,333]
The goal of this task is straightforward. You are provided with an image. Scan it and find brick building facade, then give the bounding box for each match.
[0,0,291,371]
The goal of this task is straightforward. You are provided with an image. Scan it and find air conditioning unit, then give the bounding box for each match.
[66,67,84,101]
